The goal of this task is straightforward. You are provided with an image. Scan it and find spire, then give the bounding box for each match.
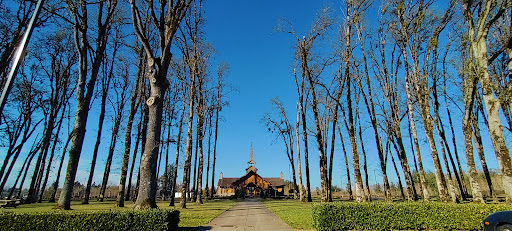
[248,142,255,165]
[246,142,257,173]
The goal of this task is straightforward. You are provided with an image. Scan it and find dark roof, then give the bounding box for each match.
[217,171,285,188]
[265,177,285,187]
[217,178,238,188]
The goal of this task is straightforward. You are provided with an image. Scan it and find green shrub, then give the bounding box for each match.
[0,209,179,231]
[312,202,512,230]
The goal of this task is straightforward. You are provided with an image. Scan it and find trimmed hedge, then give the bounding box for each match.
[0,209,179,231]
[312,202,512,230]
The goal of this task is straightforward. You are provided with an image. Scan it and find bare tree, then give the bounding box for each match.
[209,62,229,200]
[57,0,119,210]
[129,0,192,209]
[82,29,121,204]
[354,18,391,201]
[116,43,145,207]
[263,97,299,198]
[461,0,512,200]
[0,70,44,196]
[99,56,130,202]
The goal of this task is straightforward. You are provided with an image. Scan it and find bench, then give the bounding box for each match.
[0,199,21,208]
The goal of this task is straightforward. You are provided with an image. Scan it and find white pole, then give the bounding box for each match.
[0,0,46,116]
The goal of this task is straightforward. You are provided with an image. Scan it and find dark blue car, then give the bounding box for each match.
[484,211,512,231]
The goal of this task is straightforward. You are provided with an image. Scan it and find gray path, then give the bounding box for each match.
[195,198,294,231]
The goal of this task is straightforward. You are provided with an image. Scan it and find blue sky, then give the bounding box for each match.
[2,0,504,193]
[199,0,501,189]
[201,0,334,186]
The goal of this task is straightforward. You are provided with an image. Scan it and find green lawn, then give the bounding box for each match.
[1,199,237,228]
[262,199,315,230]
[167,199,237,228]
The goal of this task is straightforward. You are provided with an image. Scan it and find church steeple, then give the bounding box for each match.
[248,142,255,165]
[246,142,257,173]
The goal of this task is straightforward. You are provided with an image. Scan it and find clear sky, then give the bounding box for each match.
[2,0,503,193]
[67,0,339,189]
[197,0,500,190]
[200,0,336,187]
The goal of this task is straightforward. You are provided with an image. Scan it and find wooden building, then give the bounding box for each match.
[216,143,285,197]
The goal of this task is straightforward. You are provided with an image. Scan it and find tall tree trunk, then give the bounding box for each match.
[180,71,196,209]
[170,103,186,206]
[83,79,109,204]
[16,145,41,199]
[299,83,312,202]
[117,58,142,207]
[462,0,512,201]
[327,105,337,202]
[39,107,67,202]
[191,119,199,201]
[99,115,123,201]
[134,62,167,209]
[57,0,118,210]
[336,121,353,200]
[295,102,305,202]
[473,115,494,198]
[462,81,484,203]
[357,115,371,201]
[27,116,55,203]
[342,5,365,202]
[129,0,192,209]
[196,85,205,204]
[205,110,212,199]
[210,97,219,200]
[355,23,391,202]
[302,38,328,202]
[390,139,406,201]
[49,131,73,203]
[126,120,142,201]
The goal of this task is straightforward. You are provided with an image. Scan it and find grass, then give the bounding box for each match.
[167,199,237,228]
[0,198,237,228]
[262,198,315,230]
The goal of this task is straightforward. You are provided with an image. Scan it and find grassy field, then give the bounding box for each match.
[262,198,315,230]
[0,199,237,228]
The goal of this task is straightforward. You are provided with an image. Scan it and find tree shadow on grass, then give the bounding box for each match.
[178,226,212,231]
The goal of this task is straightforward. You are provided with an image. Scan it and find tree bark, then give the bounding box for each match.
[170,102,186,206]
[180,68,197,208]
[57,0,118,210]
[355,23,391,202]
[134,62,166,209]
[462,83,484,203]
[49,131,73,203]
[116,53,143,207]
[195,79,206,204]
[83,75,110,204]
[473,114,494,198]
[462,0,512,201]
[336,121,353,200]
[295,102,305,202]
[129,0,192,209]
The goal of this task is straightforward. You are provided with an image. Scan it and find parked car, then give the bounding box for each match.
[484,211,512,231]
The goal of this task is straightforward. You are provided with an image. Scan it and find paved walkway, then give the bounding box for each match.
[195,198,294,231]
